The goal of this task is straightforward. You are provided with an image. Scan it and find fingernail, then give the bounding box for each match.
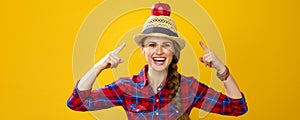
[199,57,204,63]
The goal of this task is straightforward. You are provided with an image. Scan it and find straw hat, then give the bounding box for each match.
[133,4,186,50]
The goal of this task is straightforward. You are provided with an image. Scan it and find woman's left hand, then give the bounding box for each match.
[199,41,243,99]
[199,41,226,73]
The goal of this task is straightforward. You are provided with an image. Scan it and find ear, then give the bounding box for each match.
[140,47,145,54]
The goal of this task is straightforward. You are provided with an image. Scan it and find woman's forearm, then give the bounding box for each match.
[77,66,102,91]
[223,74,243,99]
[216,65,243,99]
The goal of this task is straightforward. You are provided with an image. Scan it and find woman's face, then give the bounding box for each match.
[142,36,175,72]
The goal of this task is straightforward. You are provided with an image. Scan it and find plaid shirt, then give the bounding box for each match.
[67,65,247,119]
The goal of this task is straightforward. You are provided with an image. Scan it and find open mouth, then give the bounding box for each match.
[153,57,166,65]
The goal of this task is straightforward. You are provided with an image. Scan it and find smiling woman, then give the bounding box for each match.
[67,2,247,120]
[142,37,175,72]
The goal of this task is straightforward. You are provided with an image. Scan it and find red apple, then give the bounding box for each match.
[151,3,171,16]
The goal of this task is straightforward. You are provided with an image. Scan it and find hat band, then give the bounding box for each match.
[142,27,178,37]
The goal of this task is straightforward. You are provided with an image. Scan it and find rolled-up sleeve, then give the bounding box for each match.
[66,80,125,111]
[192,79,248,116]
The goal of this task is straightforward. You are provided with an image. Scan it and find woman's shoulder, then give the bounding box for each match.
[180,75,197,83]
[114,76,134,85]
[104,77,138,92]
[112,76,145,87]
[180,74,207,87]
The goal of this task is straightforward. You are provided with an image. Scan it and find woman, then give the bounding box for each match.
[67,3,247,120]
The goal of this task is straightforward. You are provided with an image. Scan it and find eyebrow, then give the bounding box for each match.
[162,42,172,44]
[144,41,172,44]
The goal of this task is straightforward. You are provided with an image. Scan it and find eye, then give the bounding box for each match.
[146,43,157,48]
[162,43,171,48]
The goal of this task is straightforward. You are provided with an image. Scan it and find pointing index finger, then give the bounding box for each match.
[199,41,210,53]
[113,42,126,54]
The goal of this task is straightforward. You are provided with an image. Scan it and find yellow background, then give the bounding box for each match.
[1,0,300,120]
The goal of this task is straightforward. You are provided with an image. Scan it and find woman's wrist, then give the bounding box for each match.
[93,64,105,76]
[217,65,230,81]
[216,64,226,74]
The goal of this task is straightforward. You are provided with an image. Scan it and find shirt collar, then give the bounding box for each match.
[132,65,170,89]
[134,65,149,88]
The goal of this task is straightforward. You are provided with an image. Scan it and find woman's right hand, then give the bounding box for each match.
[78,43,126,91]
[94,43,126,72]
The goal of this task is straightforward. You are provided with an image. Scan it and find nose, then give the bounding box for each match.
[155,45,163,55]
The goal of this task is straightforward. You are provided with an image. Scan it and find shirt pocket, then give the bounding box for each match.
[129,104,147,113]
[123,95,152,113]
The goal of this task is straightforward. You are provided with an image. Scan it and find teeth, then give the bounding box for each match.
[153,57,166,61]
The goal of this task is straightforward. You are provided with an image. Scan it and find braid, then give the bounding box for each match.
[167,56,180,97]
[167,55,190,120]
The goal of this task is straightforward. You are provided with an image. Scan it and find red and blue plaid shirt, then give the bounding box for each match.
[67,65,247,119]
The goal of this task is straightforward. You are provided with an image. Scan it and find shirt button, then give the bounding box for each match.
[156,99,159,102]
[157,87,161,91]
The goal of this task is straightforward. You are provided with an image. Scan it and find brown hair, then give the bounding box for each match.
[167,56,190,120]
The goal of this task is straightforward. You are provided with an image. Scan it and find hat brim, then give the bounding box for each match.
[133,33,186,50]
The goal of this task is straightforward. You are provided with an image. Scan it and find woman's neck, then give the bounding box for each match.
[147,67,168,93]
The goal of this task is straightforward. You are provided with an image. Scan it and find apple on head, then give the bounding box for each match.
[151,2,171,16]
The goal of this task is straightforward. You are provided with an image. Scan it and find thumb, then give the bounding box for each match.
[119,59,124,63]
